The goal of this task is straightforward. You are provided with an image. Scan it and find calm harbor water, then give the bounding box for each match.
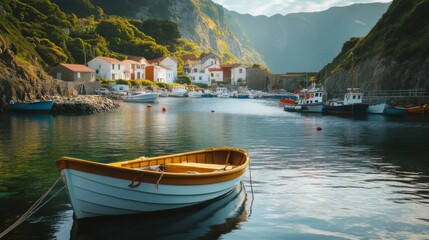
[1,97,429,239]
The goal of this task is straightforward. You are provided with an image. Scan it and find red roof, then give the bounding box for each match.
[182,54,198,62]
[60,64,94,72]
[98,57,122,63]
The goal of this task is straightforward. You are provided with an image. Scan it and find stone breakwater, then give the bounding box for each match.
[51,95,120,114]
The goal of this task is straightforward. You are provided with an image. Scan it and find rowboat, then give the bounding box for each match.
[56,148,249,219]
[8,100,54,113]
[404,104,429,115]
[383,105,407,116]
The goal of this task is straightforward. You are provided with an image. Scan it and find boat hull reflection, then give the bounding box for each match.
[71,182,248,240]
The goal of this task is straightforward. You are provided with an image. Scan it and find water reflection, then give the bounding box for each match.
[70,182,248,240]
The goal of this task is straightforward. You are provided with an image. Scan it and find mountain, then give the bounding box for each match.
[87,0,264,65]
[74,0,389,73]
[230,3,390,73]
[318,0,429,96]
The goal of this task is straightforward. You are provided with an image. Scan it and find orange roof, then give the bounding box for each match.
[129,57,147,62]
[98,57,122,63]
[60,64,94,72]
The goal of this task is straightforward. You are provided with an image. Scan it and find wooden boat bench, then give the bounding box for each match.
[165,162,234,173]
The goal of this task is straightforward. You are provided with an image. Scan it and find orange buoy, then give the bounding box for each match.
[162,107,166,112]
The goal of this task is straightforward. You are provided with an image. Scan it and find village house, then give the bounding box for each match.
[231,65,247,86]
[190,73,210,85]
[182,54,199,74]
[207,67,224,86]
[148,56,178,83]
[122,59,145,80]
[145,65,168,82]
[48,63,95,82]
[88,57,125,80]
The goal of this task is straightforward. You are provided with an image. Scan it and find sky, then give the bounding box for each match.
[211,0,392,16]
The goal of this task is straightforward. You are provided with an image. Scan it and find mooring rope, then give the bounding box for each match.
[0,176,65,239]
[248,160,255,218]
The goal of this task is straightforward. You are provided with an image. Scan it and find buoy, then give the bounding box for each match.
[316,127,322,131]
[147,104,152,109]
[162,107,166,112]
[211,110,215,112]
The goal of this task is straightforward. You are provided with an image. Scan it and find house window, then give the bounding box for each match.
[199,76,202,80]
[239,68,243,74]
[96,70,99,74]
[112,64,115,69]
[77,72,81,79]
[211,73,214,77]
[194,68,197,73]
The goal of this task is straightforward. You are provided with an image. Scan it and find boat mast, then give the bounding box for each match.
[351,51,355,93]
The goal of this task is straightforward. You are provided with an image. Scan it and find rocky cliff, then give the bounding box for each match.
[319,0,429,97]
[0,35,58,112]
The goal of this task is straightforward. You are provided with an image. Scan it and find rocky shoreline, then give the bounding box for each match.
[51,95,120,114]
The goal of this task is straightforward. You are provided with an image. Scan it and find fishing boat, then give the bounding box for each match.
[322,52,368,115]
[8,99,54,113]
[284,84,324,113]
[123,92,160,103]
[322,89,369,115]
[56,148,249,219]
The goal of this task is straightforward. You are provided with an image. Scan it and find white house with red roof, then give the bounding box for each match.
[207,67,223,85]
[88,57,125,80]
[122,59,145,80]
[148,56,177,82]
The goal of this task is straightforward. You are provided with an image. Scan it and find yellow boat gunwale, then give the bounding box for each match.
[56,148,249,185]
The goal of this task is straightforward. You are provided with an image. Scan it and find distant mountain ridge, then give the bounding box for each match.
[230,3,390,73]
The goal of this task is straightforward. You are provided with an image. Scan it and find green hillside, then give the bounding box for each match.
[318,0,429,82]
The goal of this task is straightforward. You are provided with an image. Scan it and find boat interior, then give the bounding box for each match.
[111,150,247,174]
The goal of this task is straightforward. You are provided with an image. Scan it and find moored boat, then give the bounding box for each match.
[367,102,387,114]
[322,89,369,115]
[404,104,429,115]
[56,148,249,219]
[8,100,54,113]
[383,105,407,116]
[284,85,324,113]
[123,92,159,103]
[169,86,187,97]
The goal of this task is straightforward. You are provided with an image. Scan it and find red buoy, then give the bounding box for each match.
[162,107,166,112]
[316,127,322,131]
[147,104,152,109]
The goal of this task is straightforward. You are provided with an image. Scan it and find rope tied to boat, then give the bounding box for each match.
[155,171,165,190]
[248,160,255,218]
[0,176,65,238]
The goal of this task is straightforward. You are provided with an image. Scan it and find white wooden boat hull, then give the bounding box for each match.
[57,148,249,219]
[62,169,243,219]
